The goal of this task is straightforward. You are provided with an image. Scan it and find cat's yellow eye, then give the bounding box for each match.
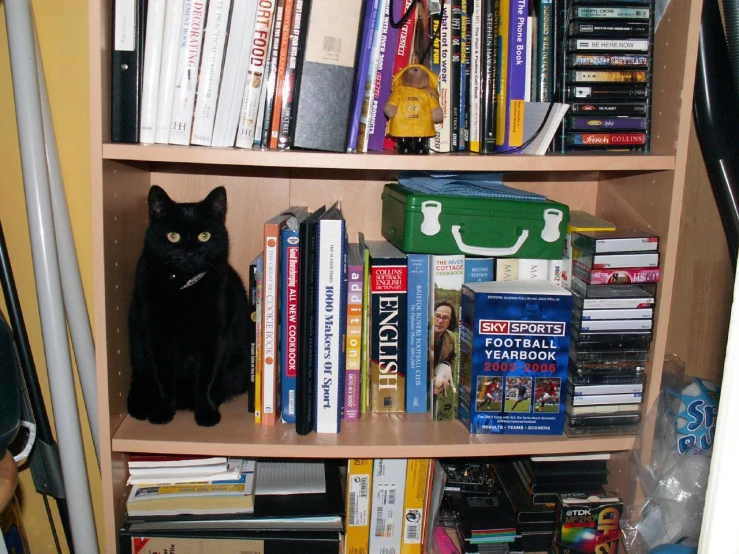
[198,232,211,243]
[166,232,181,243]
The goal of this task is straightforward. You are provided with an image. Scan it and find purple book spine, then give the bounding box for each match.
[347,0,382,151]
[367,3,400,151]
[504,0,529,147]
[344,264,364,421]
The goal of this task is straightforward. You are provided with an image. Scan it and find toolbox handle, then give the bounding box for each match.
[451,225,529,256]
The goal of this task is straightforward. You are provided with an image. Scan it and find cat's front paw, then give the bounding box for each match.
[195,406,221,427]
[127,389,149,420]
[147,402,176,425]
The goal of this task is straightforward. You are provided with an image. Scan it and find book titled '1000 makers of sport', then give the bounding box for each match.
[458,280,572,435]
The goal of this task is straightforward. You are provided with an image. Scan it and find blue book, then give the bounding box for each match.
[464,257,495,283]
[458,280,572,435]
[406,254,430,413]
[279,209,310,424]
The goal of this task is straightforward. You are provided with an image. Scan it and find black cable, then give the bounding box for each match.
[43,494,63,554]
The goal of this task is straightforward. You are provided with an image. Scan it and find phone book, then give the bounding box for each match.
[458,280,572,435]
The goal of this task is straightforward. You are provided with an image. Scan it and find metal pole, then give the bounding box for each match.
[34,21,100,465]
[3,1,99,552]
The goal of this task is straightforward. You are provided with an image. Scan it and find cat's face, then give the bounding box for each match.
[143,186,230,274]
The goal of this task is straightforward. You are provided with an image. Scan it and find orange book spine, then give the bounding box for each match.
[261,222,281,425]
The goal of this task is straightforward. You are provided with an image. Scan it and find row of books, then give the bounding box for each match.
[111,0,647,154]
[248,201,569,434]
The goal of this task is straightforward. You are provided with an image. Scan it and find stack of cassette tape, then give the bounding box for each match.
[566,229,660,434]
[556,0,655,152]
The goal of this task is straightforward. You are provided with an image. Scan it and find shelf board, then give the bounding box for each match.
[103,143,676,172]
[112,399,635,458]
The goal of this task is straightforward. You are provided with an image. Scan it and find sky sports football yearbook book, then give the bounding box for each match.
[458,280,572,435]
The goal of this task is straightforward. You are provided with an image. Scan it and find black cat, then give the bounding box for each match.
[127,185,249,427]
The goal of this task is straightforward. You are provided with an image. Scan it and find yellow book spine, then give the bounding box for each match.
[346,459,373,554]
[495,0,510,145]
[400,458,431,554]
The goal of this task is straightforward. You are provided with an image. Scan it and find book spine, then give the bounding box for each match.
[499,0,529,149]
[315,219,346,433]
[480,0,498,152]
[518,258,548,280]
[261,221,281,426]
[169,0,209,145]
[139,0,167,144]
[235,0,277,148]
[344,263,364,421]
[111,0,147,143]
[433,1,452,152]
[346,459,374,554]
[357,0,388,152]
[253,8,280,148]
[494,0,509,147]
[280,225,300,423]
[296,215,320,435]
[255,254,264,423]
[154,0,187,143]
[382,0,416,151]
[400,458,431,554]
[370,253,408,413]
[347,0,381,152]
[495,258,518,280]
[450,0,462,151]
[248,260,258,413]
[525,14,533,101]
[459,0,470,151]
[369,459,408,554]
[468,0,482,151]
[548,258,564,286]
[267,0,296,148]
[190,0,232,146]
[277,0,310,148]
[536,0,552,101]
[406,254,429,414]
[210,0,257,147]
[464,256,495,282]
[429,255,464,420]
[366,0,399,151]
[260,0,286,147]
[359,240,372,412]
[457,285,475,428]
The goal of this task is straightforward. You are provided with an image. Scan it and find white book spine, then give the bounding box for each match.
[369,459,408,553]
[190,0,233,146]
[518,258,548,281]
[495,258,519,281]
[211,0,258,147]
[168,0,209,145]
[315,219,344,433]
[154,0,186,143]
[140,0,168,143]
[434,2,452,153]
[234,1,277,149]
[548,259,564,286]
[469,0,482,151]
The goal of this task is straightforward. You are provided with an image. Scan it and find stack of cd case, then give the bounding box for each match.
[555,0,655,152]
[565,229,660,435]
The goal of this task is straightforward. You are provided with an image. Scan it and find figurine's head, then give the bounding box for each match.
[393,64,439,93]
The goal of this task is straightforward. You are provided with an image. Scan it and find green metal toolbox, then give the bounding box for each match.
[381,183,569,259]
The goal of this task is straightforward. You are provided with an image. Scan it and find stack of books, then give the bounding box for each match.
[121,459,344,553]
[567,228,659,435]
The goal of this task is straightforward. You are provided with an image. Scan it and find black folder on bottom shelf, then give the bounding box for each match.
[118,527,342,553]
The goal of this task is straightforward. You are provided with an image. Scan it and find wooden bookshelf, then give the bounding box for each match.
[89,0,704,551]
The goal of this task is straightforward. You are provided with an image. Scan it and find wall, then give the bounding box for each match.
[0,0,103,552]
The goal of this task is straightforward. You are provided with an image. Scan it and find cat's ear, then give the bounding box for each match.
[203,186,227,222]
[148,186,173,219]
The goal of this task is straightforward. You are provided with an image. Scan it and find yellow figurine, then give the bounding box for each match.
[384,64,444,154]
